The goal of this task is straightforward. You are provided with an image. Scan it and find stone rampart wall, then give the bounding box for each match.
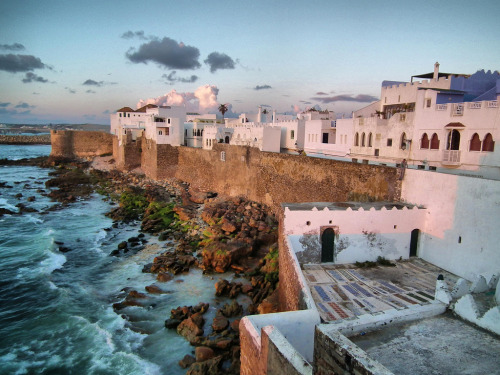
[114,136,142,171]
[167,143,400,214]
[0,134,51,144]
[50,130,113,158]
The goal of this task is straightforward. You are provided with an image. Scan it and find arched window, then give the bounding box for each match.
[400,132,407,150]
[482,133,495,152]
[354,132,359,146]
[446,130,461,150]
[361,132,365,147]
[469,133,481,151]
[430,133,440,150]
[368,133,373,147]
[420,133,429,149]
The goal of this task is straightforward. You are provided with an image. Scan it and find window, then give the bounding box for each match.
[446,130,460,150]
[354,133,359,146]
[127,113,130,117]
[167,118,171,124]
[421,133,429,149]
[469,133,481,151]
[291,130,295,139]
[400,132,407,150]
[430,133,440,150]
[368,133,373,147]
[387,138,392,147]
[220,151,226,161]
[361,132,365,147]
[426,99,432,108]
[400,113,406,122]
[158,130,163,135]
[165,128,169,136]
[482,133,495,152]
[119,113,122,117]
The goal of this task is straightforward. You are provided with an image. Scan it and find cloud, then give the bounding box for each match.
[0,102,10,107]
[65,87,76,94]
[136,84,219,112]
[254,85,272,90]
[86,89,96,94]
[162,71,198,84]
[121,30,148,40]
[315,91,328,95]
[204,52,236,73]
[102,110,111,115]
[300,100,312,104]
[15,102,35,109]
[83,79,103,87]
[0,54,46,73]
[22,72,49,83]
[311,94,378,103]
[126,37,201,70]
[0,43,25,51]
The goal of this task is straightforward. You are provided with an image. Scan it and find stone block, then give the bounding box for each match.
[470,275,488,293]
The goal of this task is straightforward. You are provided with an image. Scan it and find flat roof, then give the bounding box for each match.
[351,312,500,375]
[283,201,422,211]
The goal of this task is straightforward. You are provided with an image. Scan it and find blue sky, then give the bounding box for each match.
[0,0,499,124]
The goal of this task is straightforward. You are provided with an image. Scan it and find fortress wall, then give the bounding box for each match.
[50,130,113,158]
[173,143,401,214]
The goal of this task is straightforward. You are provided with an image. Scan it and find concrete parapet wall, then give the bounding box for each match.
[50,130,113,158]
[314,326,394,375]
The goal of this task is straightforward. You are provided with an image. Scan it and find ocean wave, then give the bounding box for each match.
[39,251,66,274]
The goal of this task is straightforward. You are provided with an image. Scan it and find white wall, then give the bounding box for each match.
[283,205,427,264]
[401,169,500,281]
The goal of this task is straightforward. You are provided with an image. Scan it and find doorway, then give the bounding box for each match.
[410,229,419,257]
[323,133,329,143]
[321,228,335,262]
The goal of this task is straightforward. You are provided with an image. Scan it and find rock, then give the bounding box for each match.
[58,246,71,253]
[0,208,15,216]
[241,284,253,294]
[27,196,36,202]
[212,315,229,332]
[191,312,205,329]
[219,300,243,318]
[165,318,182,329]
[157,272,173,282]
[117,241,128,250]
[177,317,204,341]
[257,288,280,314]
[215,279,230,296]
[221,220,237,233]
[15,193,23,198]
[195,346,215,362]
[179,354,196,369]
[230,319,240,334]
[186,356,223,375]
[145,284,167,294]
[127,290,147,299]
[215,339,232,350]
[192,302,209,314]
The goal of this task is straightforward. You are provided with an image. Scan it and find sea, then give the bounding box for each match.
[0,144,240,374]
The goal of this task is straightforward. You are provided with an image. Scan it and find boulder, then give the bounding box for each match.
[212,315,229,332]
[178,354,196,369]
[157,272,173,282]
[195,346,215,362]
[177,317,204,342]
[165,318,182,329]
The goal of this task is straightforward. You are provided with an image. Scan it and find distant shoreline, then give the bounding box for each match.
[0,134,51,145]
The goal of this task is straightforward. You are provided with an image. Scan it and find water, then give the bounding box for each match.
[0,145,242,374]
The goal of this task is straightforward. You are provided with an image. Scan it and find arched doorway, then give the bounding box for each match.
[410,229,419,257]
[321,228,335,263]
[446,129,461,150]
[225,136,230,144]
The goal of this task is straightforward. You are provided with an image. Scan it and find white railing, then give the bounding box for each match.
[487,100,498,108]
[469,102,482,109]
[452,104,464,116]
[436,104,447,111]
[442,150,461,164]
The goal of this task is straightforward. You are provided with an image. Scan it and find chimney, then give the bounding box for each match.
[257,105,262,123]
[433,62,440,81]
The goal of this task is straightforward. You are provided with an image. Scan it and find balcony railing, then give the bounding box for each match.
[487,100,498,108]
[436,104,447,111]
[469,102,482,109]
[442,150,461,165]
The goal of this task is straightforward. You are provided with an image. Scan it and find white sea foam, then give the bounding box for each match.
[24,214,43,224]
[39,251,66,274]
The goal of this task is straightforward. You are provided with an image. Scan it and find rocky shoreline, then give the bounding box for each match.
[0,134,51,144]
[3,155,279,374]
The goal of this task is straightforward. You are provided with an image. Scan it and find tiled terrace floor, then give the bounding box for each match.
[303,258,460,322]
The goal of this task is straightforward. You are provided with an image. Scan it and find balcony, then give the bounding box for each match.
[452,104,464,116]
[442,150,461,165]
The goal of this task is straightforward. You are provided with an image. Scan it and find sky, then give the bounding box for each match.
[0,0,499,125]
